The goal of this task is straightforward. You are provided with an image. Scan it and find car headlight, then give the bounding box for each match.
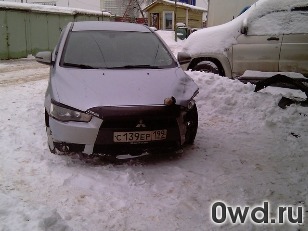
[50,102,92,122]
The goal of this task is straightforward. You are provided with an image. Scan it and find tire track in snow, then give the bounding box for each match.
[0,60,49,86]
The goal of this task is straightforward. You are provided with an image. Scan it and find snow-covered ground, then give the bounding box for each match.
[0,31,307,231]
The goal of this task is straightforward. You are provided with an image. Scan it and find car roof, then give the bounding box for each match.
[72,21,151,33]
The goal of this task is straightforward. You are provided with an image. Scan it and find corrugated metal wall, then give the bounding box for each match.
[0,9,111,59]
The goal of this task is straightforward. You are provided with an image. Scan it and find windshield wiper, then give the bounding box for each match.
[62,62,99,69]
[107,65,162,69]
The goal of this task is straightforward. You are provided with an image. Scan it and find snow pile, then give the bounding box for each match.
[190,70,307,135]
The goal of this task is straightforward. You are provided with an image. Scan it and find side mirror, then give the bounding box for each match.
[35,51,52,65]
[177,52,191,65]
[240,18,248,35]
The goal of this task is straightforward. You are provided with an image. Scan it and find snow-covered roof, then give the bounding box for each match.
[0,1,111,16]
[144,0,207,12]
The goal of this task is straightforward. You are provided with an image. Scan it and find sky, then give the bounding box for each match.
[1,0,208,11]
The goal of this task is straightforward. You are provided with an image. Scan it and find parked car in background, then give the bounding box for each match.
[178,0,308,81]
[36,21,199,158]
[176,23,201,40]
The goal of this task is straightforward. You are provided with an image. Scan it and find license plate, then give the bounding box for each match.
[113,130,167,143]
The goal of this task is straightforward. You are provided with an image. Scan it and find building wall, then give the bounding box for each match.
[207,0,256,27]
[0,8,110,59]
[170,0,196,6]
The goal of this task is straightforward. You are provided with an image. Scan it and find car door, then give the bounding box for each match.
[232,11,287,78]
[232,34,282,77]
[279,6,308,77]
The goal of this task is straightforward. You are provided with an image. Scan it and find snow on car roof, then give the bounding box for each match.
[72,21,151,32]
[248,0,308,21]
[182,0,308,55]
[0,1,111,16]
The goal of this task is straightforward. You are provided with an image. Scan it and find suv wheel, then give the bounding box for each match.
[192,60,224,76]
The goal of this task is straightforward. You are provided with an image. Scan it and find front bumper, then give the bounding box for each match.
[48,105,187,155]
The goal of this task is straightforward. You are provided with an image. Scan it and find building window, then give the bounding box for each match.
[163,11,174,30]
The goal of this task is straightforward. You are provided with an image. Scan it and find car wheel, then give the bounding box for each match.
[46,126,56,154]
[185,105,198,145]
[44,110,55,154]
[192,60,224,76]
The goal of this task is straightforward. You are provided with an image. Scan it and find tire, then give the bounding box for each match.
[192,60,224,76]
[46,126,56,154]
[44,110,55,154]
[185,105,198,145]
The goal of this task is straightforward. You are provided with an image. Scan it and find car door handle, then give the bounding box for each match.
[267,37,279,41]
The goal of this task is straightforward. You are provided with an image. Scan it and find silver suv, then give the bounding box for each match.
[36,21,199,157]
[178,0,308,80]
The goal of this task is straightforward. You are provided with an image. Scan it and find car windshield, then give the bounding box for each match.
[61,30,176,69]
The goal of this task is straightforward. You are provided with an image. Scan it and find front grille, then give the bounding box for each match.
[92,105,182,152]
[100,117,178,129]
[95,117,180,145]
[87,105,181,120]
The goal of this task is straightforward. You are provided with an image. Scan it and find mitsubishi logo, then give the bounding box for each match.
[136,119,146,128]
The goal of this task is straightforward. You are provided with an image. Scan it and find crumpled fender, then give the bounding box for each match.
[254,74,308,109]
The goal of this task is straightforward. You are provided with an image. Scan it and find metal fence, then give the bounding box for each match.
[0,5,111,59]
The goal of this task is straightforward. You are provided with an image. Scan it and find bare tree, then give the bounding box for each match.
[122,0,145,19]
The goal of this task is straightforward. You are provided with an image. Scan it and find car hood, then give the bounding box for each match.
[50,67,198,111]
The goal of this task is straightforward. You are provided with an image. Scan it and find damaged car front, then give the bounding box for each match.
[36,21,199,157]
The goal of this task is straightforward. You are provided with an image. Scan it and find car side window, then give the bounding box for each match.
[248,7,308,36]
[289,6,308,33]
[248,11,288,36]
